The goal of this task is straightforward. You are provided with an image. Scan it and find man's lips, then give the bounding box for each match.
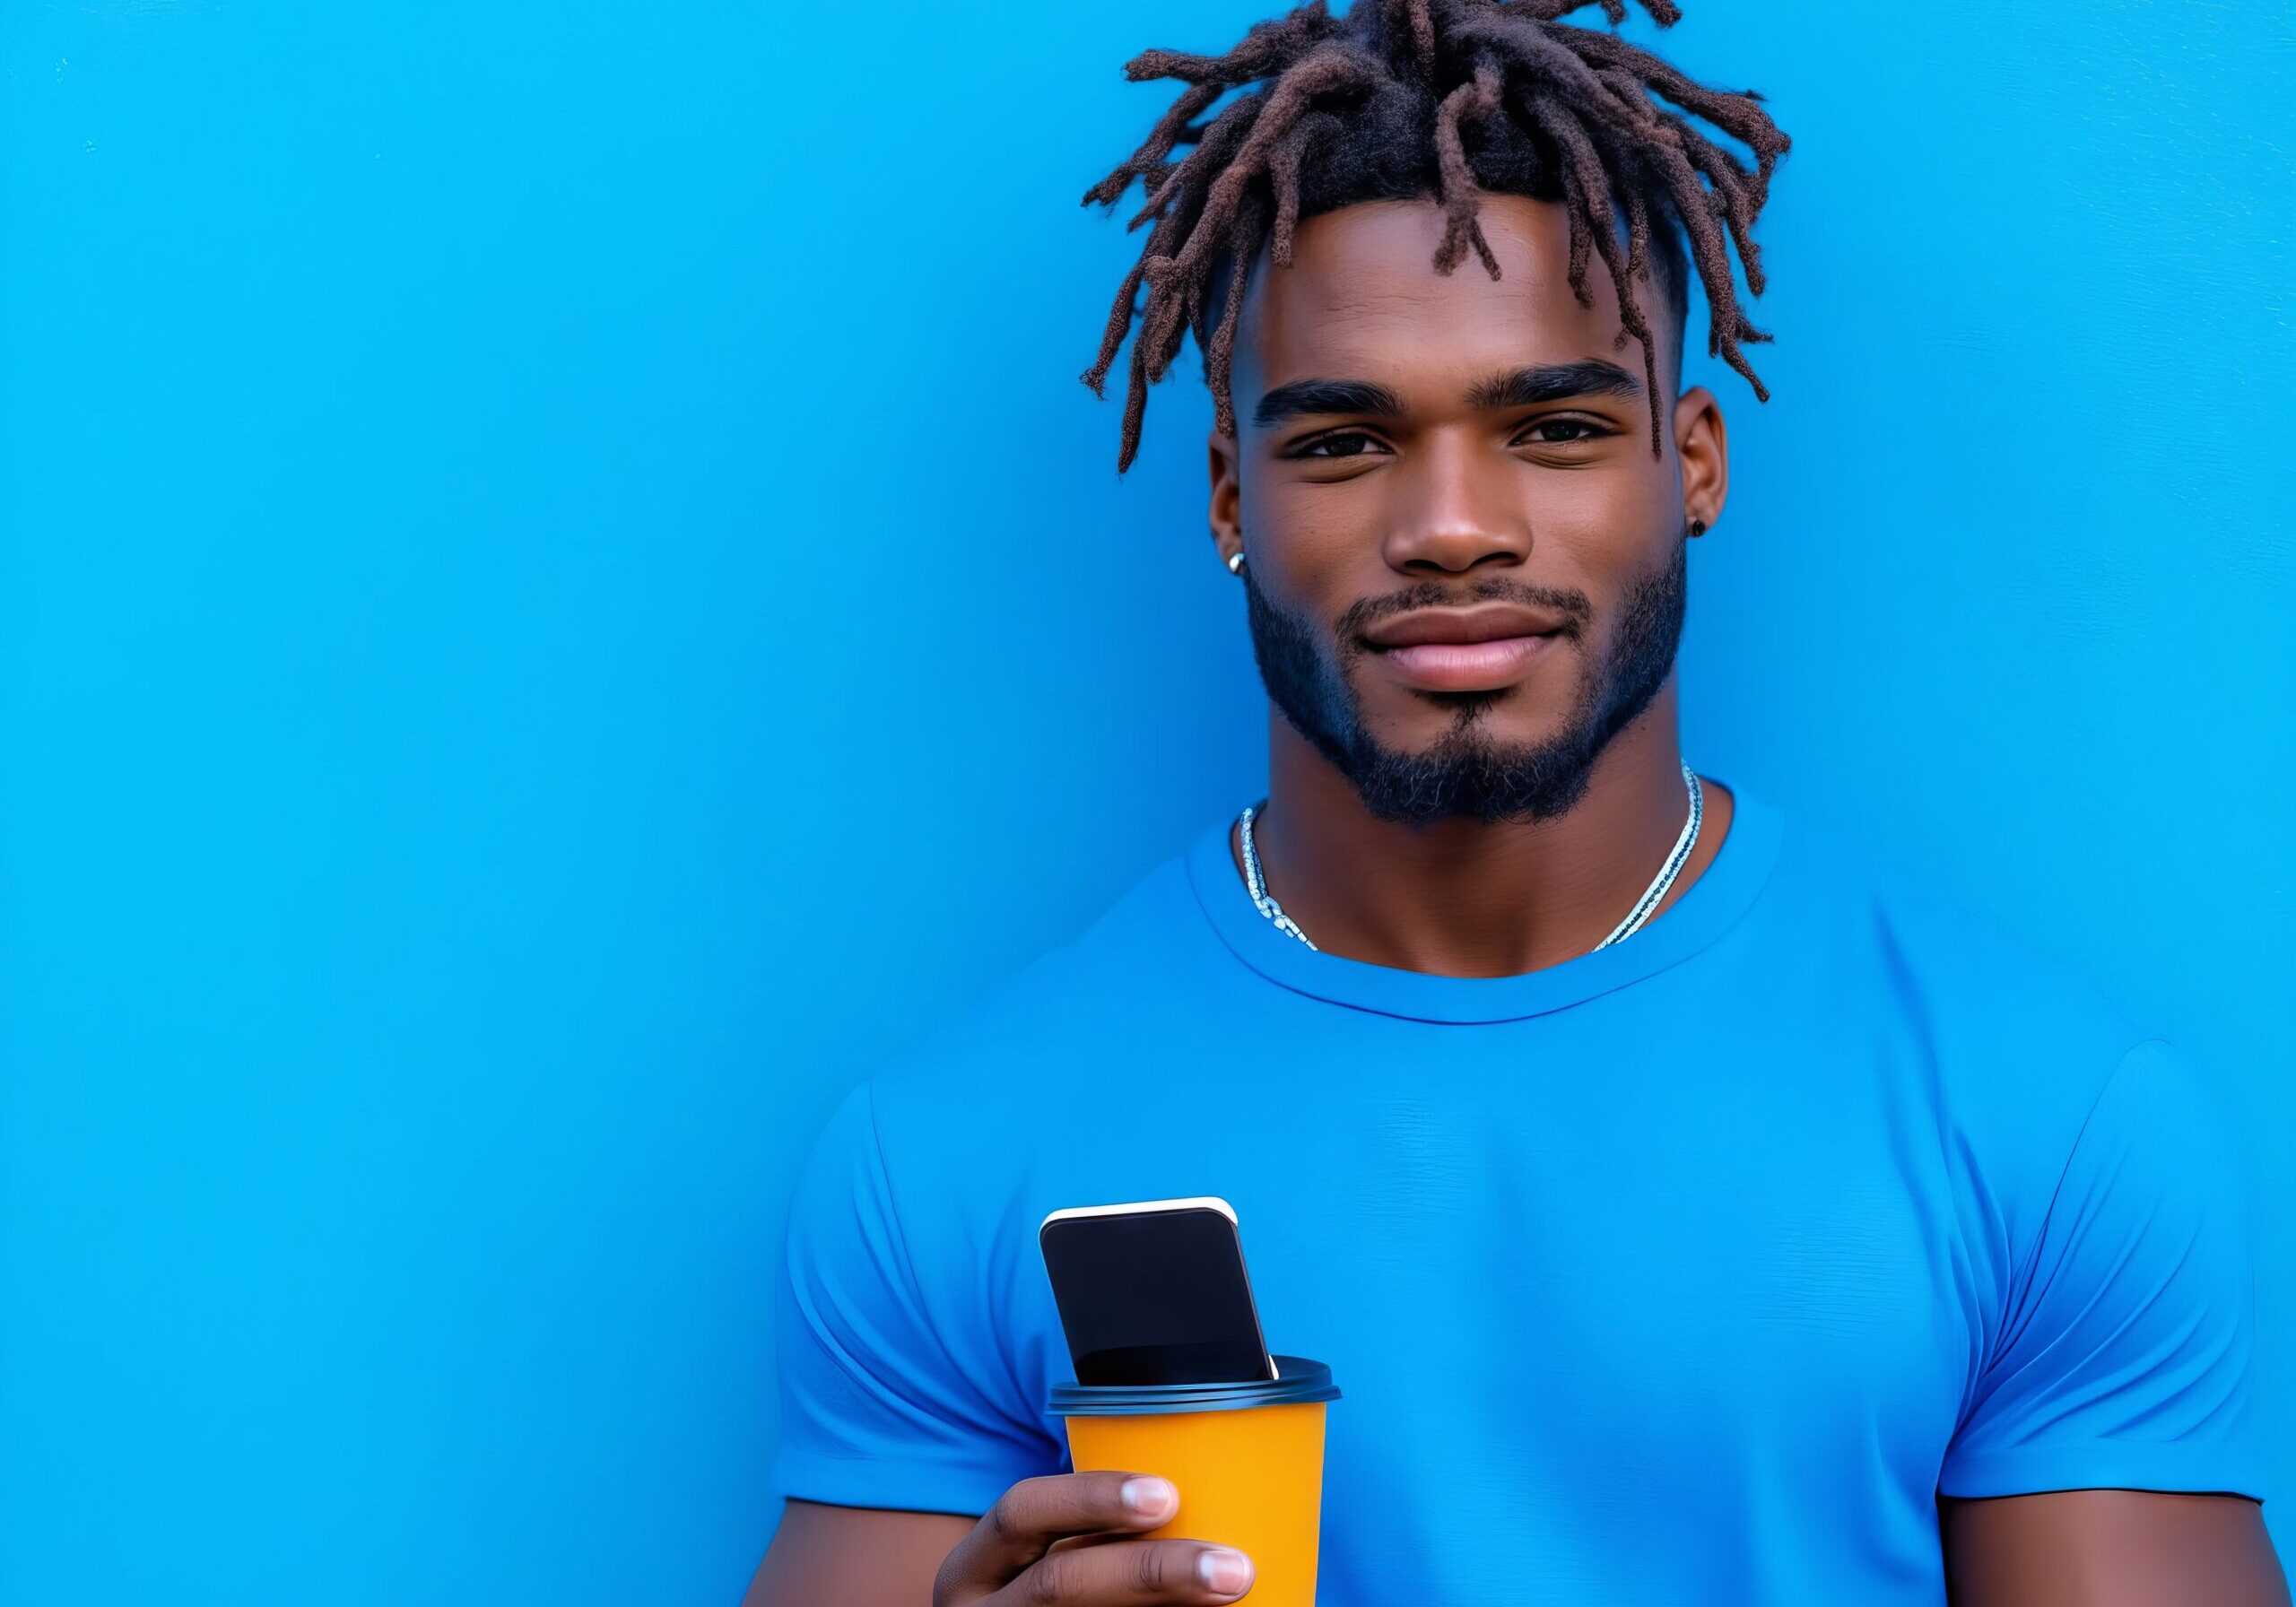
[1363,603,1570,692]
[1363,602,1573,648]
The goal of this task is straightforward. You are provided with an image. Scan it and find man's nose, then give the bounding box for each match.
[1378,435,1532,576]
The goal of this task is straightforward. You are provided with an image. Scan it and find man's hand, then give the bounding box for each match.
[933,1470,1257,1605]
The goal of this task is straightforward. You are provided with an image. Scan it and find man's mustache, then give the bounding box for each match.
[1335,577,1595,647]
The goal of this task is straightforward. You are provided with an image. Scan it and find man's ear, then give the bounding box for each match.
[1672,384,1729,535]
[1207,427,1244,570]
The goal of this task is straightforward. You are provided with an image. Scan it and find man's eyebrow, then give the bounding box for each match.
[1251,378,1404,428]
[1465,360,1643,411]
[1250,360,1643,429]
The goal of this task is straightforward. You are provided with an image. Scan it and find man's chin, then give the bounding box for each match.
[1315,731,1605,825]
[1354,717,1577,764]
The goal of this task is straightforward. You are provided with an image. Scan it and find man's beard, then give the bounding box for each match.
[1241,531,1689,827]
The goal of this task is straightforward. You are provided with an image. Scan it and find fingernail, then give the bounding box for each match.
[1119,1475,1177,1517]
[1197,1548,1253,1595]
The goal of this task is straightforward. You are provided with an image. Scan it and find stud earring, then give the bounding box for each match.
[1226,550,1247,575]
[1688,517,1708,538]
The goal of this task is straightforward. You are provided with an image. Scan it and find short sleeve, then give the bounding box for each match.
[765,1081,1053,1516]
[1939,1040,2268,1500]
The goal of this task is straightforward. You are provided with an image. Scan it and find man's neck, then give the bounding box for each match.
[1229,683,1735,978]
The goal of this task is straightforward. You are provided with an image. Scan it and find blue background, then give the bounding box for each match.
[4,2,2288,1601]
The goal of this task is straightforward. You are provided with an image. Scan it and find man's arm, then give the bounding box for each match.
[743,1500,973,1607]
[1941,1490,2289,1607]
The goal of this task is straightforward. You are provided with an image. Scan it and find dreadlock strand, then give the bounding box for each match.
[1164,47,1381,286]
[1129,95,1263,230]
[1451,14,1617,130]
[1082,82,1223,210]
[1523,93,1599,306]
[1189,186,1273,372]
[1559,54,1755,353]
[1432,68,1504,277]
[1117,253,1203,467]
[1139,248,1218,399]
[1657,113,1766,293]
[1535,100,1669,455]
[1636,129,1769,393]
[1119,4,1337,91]
[1570,30,1787,194]
[1083,0,1787,473]
[1123,48,1373,392]
[1268,109,1341,265]
[1526,91,1624,303]
[1081,197,1198,397]
[1118,323,1153,473]
[1588,65,1678,148]
[1134,256,1192,390]
[1397,0,1438,76]
[1081,258,1150,398]
[1657,111,1752,206]
[1207,191,1273,437]
[1617,181,1668,453]
[1434,81,1481,198]
[1182,261,1213,364]
[1524,0,1682,26]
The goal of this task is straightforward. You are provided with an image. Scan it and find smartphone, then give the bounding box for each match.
[1038,1195,1278,1387]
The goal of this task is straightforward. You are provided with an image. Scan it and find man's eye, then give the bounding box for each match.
[1294,431,1387,458]
[1519,418,1608,445]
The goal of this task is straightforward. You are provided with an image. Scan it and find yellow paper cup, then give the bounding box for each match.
[1050,1356,1340,1607]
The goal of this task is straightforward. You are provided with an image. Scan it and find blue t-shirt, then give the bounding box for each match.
[767,786,2266,1604]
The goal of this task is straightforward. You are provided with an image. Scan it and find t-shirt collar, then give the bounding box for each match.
[1182,782,1786,1024]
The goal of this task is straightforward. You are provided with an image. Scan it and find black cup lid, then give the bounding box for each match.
[1048,1355,1339,1416]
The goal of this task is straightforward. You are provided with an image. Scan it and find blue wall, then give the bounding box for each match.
[4,3,2288,1601]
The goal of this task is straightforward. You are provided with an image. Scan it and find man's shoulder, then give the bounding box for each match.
[1763,801,2183,1152]
[1772,801,2148,1038]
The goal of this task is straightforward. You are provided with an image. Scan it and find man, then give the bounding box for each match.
[746,1,2284,1602]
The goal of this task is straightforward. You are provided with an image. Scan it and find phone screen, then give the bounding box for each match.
[1039,1201,1276,1387]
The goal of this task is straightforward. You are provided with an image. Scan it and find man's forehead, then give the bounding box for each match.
[1233,194,1642,395]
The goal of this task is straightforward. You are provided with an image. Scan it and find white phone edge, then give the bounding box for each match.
[1039,1194,1239,1231]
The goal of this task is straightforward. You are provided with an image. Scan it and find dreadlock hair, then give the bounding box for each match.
[1079,0,1790,473]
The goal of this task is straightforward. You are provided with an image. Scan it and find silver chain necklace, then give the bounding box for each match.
[1236,761,1705,955]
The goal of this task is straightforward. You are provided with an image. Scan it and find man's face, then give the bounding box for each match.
[1211,192,1723,826]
